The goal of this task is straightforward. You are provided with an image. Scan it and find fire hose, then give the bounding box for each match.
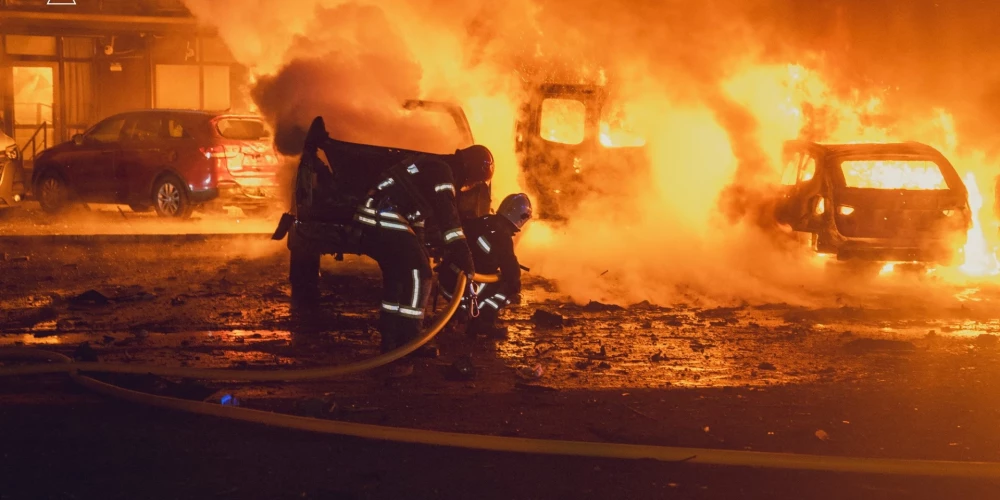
[3,275,1000,478]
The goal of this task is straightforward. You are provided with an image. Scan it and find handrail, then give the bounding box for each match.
[19,121,48,160]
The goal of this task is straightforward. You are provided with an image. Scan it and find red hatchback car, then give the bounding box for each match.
[32,109,281,217]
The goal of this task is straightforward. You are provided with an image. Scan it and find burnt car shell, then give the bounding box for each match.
[777,140,971,263]
[515,83,649,220]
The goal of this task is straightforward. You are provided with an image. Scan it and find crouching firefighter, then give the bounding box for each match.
[355,144,495,373]
[438,193,533,338]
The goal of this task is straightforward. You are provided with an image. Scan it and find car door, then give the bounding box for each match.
[66,115,125,201]
[119,114,169,204]
[775,144,825,232]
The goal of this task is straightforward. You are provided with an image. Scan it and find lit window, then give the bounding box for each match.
[540,99,585,145]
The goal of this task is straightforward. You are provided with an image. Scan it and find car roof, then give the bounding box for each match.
[785,140,946,158]
[112,109,264,120]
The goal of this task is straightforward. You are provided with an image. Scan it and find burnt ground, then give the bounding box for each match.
[3,204,1000,499]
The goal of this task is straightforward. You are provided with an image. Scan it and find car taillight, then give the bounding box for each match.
[200,145,243,171]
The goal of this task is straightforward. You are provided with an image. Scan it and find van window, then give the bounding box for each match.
[540,99,586,145]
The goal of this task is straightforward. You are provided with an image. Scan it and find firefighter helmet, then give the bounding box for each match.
[455,144,495,189]
[497,193,533,231]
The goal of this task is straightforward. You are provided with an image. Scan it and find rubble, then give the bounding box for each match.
[843,338,916,354]
[531,310,564,328]
[69,290,110,307]
[583,301,625,313]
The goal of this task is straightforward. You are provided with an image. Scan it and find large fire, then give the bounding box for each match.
[179,0,1000,304]
[840,160,947,190]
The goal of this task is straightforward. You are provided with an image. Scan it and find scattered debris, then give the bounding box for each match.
[73,342,99,362]
[69,290,110,307]
[650,351,668,363]
[975,334,998,346]
[843,338,916,354]
[815,429,831,442]
[517,364,544,380]
[414,344,440,359]
[597,361,612,370]
[758,362,777,371]
[583,301,624,313]
[514,382,558,392]
[531,310,564,328]
[447,355,477,381]
[295,397,337,416]
[220,394,240,407]
[171,295,188,306]
[587,345,608,360]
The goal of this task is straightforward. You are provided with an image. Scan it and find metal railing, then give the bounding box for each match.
[20,121,49,162]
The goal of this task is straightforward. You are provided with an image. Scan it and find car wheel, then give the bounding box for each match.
[152,176,192,218]
[128,204,152,213]
[36,173,70,214]
[289,247,321,306]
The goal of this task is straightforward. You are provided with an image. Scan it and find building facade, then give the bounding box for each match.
[0,0,250,165]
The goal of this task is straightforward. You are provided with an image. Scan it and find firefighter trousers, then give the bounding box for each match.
[359,224,431,353]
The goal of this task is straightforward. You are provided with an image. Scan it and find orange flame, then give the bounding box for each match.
[959,172,1000,276]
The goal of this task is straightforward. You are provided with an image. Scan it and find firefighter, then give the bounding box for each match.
[354,144,495,376]
[438,193,533,339]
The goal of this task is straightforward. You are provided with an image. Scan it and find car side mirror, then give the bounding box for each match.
[72,134,84,146]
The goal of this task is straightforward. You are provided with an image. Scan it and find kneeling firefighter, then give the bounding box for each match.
[438,193,533,338]
[354,143,495,365]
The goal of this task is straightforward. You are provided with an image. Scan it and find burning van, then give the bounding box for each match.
[515,83,649,220]
[776,140,971,264]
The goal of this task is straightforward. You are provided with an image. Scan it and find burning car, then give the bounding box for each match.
[515,83,649,220]
[776,140,971,264]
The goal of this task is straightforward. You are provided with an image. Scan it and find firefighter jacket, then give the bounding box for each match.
[353,154,466,245]
[464,214,522,296]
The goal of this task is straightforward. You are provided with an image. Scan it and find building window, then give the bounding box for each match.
[62,38,96,59]
[155,64,201,109]
[5,35,57,56]
[202,65,231,110]
[155,64,232,111]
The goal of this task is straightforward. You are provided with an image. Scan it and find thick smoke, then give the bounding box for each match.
[181,0,1000,306]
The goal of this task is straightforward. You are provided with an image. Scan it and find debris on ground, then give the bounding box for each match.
[531,310,564,328]
[843,338,916,354]
[72,342,99,362]
[815,429,831,441]
[69,290,110,307]
[583,301,625,313]
[447,355,477,381]
[517,364,544,380]
[975,334,999,346]
[295,397,337,416]
[758,362,777,371]
[650,351,668,363]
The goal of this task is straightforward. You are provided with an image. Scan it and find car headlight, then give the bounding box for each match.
[5,145,18,160]
[838,205,855,215]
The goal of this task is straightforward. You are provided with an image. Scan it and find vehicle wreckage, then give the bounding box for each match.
[271,101,493,301]
[515,82,650,220]
[776,140,972,264]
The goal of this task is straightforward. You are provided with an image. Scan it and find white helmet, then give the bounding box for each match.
[497,193,532,230]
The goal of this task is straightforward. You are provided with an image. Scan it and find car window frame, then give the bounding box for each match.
[86,115,128,144]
